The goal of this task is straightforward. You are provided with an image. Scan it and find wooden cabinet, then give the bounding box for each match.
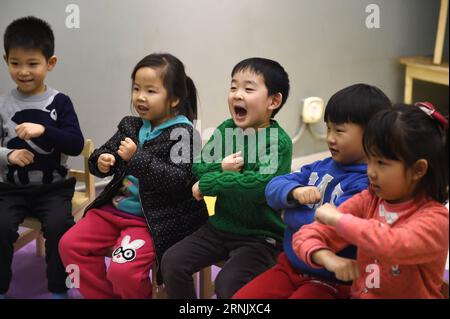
[400,0,448,104]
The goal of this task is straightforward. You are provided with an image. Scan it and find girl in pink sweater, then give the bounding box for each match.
[293,102,449,298]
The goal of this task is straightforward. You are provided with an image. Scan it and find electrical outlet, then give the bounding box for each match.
[302,97,324,124]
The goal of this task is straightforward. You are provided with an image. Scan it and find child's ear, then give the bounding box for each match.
[268,93,282,112]
[47,55,58,71]
[171,97,180,108]
[412,159,428,181]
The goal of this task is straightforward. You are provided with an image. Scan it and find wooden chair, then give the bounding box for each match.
[13,139,95,256]
[199,260,223,299]
[151,266,167,299]
[442,280,449,299]
[199,196,221,299]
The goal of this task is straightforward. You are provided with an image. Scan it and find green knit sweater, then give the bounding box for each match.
[193,119,292,242]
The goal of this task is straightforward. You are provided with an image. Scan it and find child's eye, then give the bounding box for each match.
[147,90,156,94]
[245,88,254,92]
[230,86,237,91]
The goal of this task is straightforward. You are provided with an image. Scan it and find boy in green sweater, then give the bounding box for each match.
[161,57,292,298]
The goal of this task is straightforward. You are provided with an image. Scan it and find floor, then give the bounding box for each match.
[9,239,82,299]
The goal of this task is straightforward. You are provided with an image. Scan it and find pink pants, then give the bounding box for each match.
[59,208,155,299]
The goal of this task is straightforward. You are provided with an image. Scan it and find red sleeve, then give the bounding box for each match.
[292,190,372,268]
[292,222,349,268]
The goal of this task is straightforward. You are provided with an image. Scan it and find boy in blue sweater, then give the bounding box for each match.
[0,16,84,299]
[233,84,391,299]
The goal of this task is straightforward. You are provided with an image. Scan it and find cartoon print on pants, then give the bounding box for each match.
[112,235,145,264]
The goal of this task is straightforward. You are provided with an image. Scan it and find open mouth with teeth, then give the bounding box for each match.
[136,105,149,112]
[234,106,247,121]
[329,147,339,156]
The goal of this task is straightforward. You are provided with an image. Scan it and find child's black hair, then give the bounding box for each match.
[363,104,449,203]
[131,53,198,122]
[4,16,55,60]
[231,57,290,118]
[324,83,391,126]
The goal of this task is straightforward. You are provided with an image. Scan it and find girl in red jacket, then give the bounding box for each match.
[293,102,449,298]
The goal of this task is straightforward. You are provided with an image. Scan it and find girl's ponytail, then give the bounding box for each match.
[184,76,198,122]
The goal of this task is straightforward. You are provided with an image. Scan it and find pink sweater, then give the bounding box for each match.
[293,189,449,299]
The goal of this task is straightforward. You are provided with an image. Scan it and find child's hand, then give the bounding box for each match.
[315,203,343,227]
[291,186,321,205]
[15,123,45,140]
[221,151,244,172]
[97,153,116,173]
[117,138,137,162]
[312,249,360,282]
[7,149,34,167]
[192,181,204,201]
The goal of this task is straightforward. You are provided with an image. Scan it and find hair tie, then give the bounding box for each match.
[415,102,449,130]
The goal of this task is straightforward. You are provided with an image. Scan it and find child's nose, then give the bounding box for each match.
[367,167,376,179]
[18,68,30,76]
[233,91,243,100]
[326,133,336,144]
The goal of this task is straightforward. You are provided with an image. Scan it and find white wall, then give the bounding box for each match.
[0,0,445,168]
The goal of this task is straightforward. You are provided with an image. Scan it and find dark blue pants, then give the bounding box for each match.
[0,178,75,294]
